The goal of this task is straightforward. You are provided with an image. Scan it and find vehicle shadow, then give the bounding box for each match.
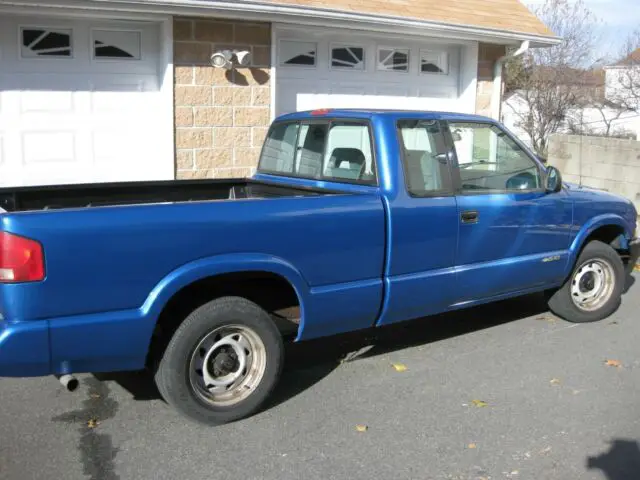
[265,292,549,410]
[97,292,549,410]
[623,271,636,294]
[587,439,640,480]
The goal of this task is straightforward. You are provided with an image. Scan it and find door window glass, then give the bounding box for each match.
[448,122,541,193]
[397,119,451,196]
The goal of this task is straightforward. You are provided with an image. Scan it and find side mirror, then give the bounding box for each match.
[545,166,562,193]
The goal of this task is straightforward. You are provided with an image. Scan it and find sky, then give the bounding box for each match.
[525,0,638,62]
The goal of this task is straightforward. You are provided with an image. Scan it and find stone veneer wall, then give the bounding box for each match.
[173,18,271,179]
[475,43,506,117]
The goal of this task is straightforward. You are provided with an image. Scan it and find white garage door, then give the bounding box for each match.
[0,16,169,187]
[275,28,465,116]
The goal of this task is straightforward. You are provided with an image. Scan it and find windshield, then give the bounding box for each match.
[257,120,377,185]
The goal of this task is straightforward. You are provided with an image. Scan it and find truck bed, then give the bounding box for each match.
[0,178,328,212]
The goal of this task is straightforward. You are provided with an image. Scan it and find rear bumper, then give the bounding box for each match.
[0,308,154,378]
[0,321,50,377]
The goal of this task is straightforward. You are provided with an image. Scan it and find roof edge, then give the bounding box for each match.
[0,0,563,46]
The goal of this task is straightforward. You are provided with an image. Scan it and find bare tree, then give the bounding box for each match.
[607,29,640,112]
[504,0,602,156]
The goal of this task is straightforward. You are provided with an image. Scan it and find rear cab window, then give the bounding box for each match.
[257,119,377,185]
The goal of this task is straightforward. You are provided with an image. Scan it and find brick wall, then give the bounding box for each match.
[173,18,271,179]
[476,43,506,117]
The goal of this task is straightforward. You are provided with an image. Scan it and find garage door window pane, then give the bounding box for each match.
[280,41,316,66]
[377,48,409,72]
[331,46,365,70]
[21,28,72,58]
[93,30,141,59]
[449,122,541,192]
[420,50,448,75]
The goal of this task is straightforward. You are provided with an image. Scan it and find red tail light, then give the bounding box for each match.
[0,232,45,283]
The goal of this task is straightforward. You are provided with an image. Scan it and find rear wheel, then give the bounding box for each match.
[155,296,283,425]
[548,240,624,323]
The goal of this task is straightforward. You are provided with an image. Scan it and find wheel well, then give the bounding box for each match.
[578,224,631,267]
[582,225,626,250]
[146,272,301,369]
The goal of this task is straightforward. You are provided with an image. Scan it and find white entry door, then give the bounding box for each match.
[0,16,170,187]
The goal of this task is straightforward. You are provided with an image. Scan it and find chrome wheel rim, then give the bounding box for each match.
[570,258,615,312]
[189,325,267,407]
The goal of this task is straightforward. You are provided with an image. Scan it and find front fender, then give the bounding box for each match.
[568,214,634,269]
[140,253,310,322]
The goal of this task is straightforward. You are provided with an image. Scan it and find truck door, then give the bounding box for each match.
[443,120,573,304]
[377,118,459,326]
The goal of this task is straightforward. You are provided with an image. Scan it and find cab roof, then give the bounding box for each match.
[276,109,496,123]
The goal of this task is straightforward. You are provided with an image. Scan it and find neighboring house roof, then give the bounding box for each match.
[612,48,640,67]
[261,0,554,37]
[525,66,605,94]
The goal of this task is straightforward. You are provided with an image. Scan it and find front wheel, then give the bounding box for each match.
[155,296,284,425]
[548,240,624,323]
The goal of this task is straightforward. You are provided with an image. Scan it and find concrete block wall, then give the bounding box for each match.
[548,134,640,211]
[173,18,271,179]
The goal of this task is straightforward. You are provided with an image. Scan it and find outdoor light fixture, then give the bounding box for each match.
[210,49,252,69]
[210,49,234,69]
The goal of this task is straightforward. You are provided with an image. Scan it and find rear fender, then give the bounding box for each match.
[142,253,309,325]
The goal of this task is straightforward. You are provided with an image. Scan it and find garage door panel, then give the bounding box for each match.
[373,85,412,97]
[417,87,458,99]
[92,130,145,163]
[20,91,75,113]
[22,131,78,164]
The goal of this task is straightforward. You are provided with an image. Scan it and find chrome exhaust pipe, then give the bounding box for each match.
[56,374,79,392]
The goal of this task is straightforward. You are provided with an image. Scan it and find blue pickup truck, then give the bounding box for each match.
[0,109,638,425]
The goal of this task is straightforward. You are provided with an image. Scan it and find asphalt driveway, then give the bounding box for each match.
[1,274,640,480]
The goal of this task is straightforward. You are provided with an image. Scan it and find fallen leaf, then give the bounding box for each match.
[87,418,99,429]
[633,264,640,272]
[468,443,477,449]
[90,393,101,399]
[471,399,488,408]
[605,359,622,368]
[609,321,619,325]
[510,470,519,476]
[391,362,408,372]
[539,446,552,455]
[572,389,581,395]
[355,424,368,432]
[536,315,556,322]
[550,378,561,386]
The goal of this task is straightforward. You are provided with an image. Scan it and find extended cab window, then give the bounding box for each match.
[448,122,541,193]
[397,119,452,196]
[258,120,376,185]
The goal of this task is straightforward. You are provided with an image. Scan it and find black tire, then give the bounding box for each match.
[548,240,624,323]
[154,296,284,425]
